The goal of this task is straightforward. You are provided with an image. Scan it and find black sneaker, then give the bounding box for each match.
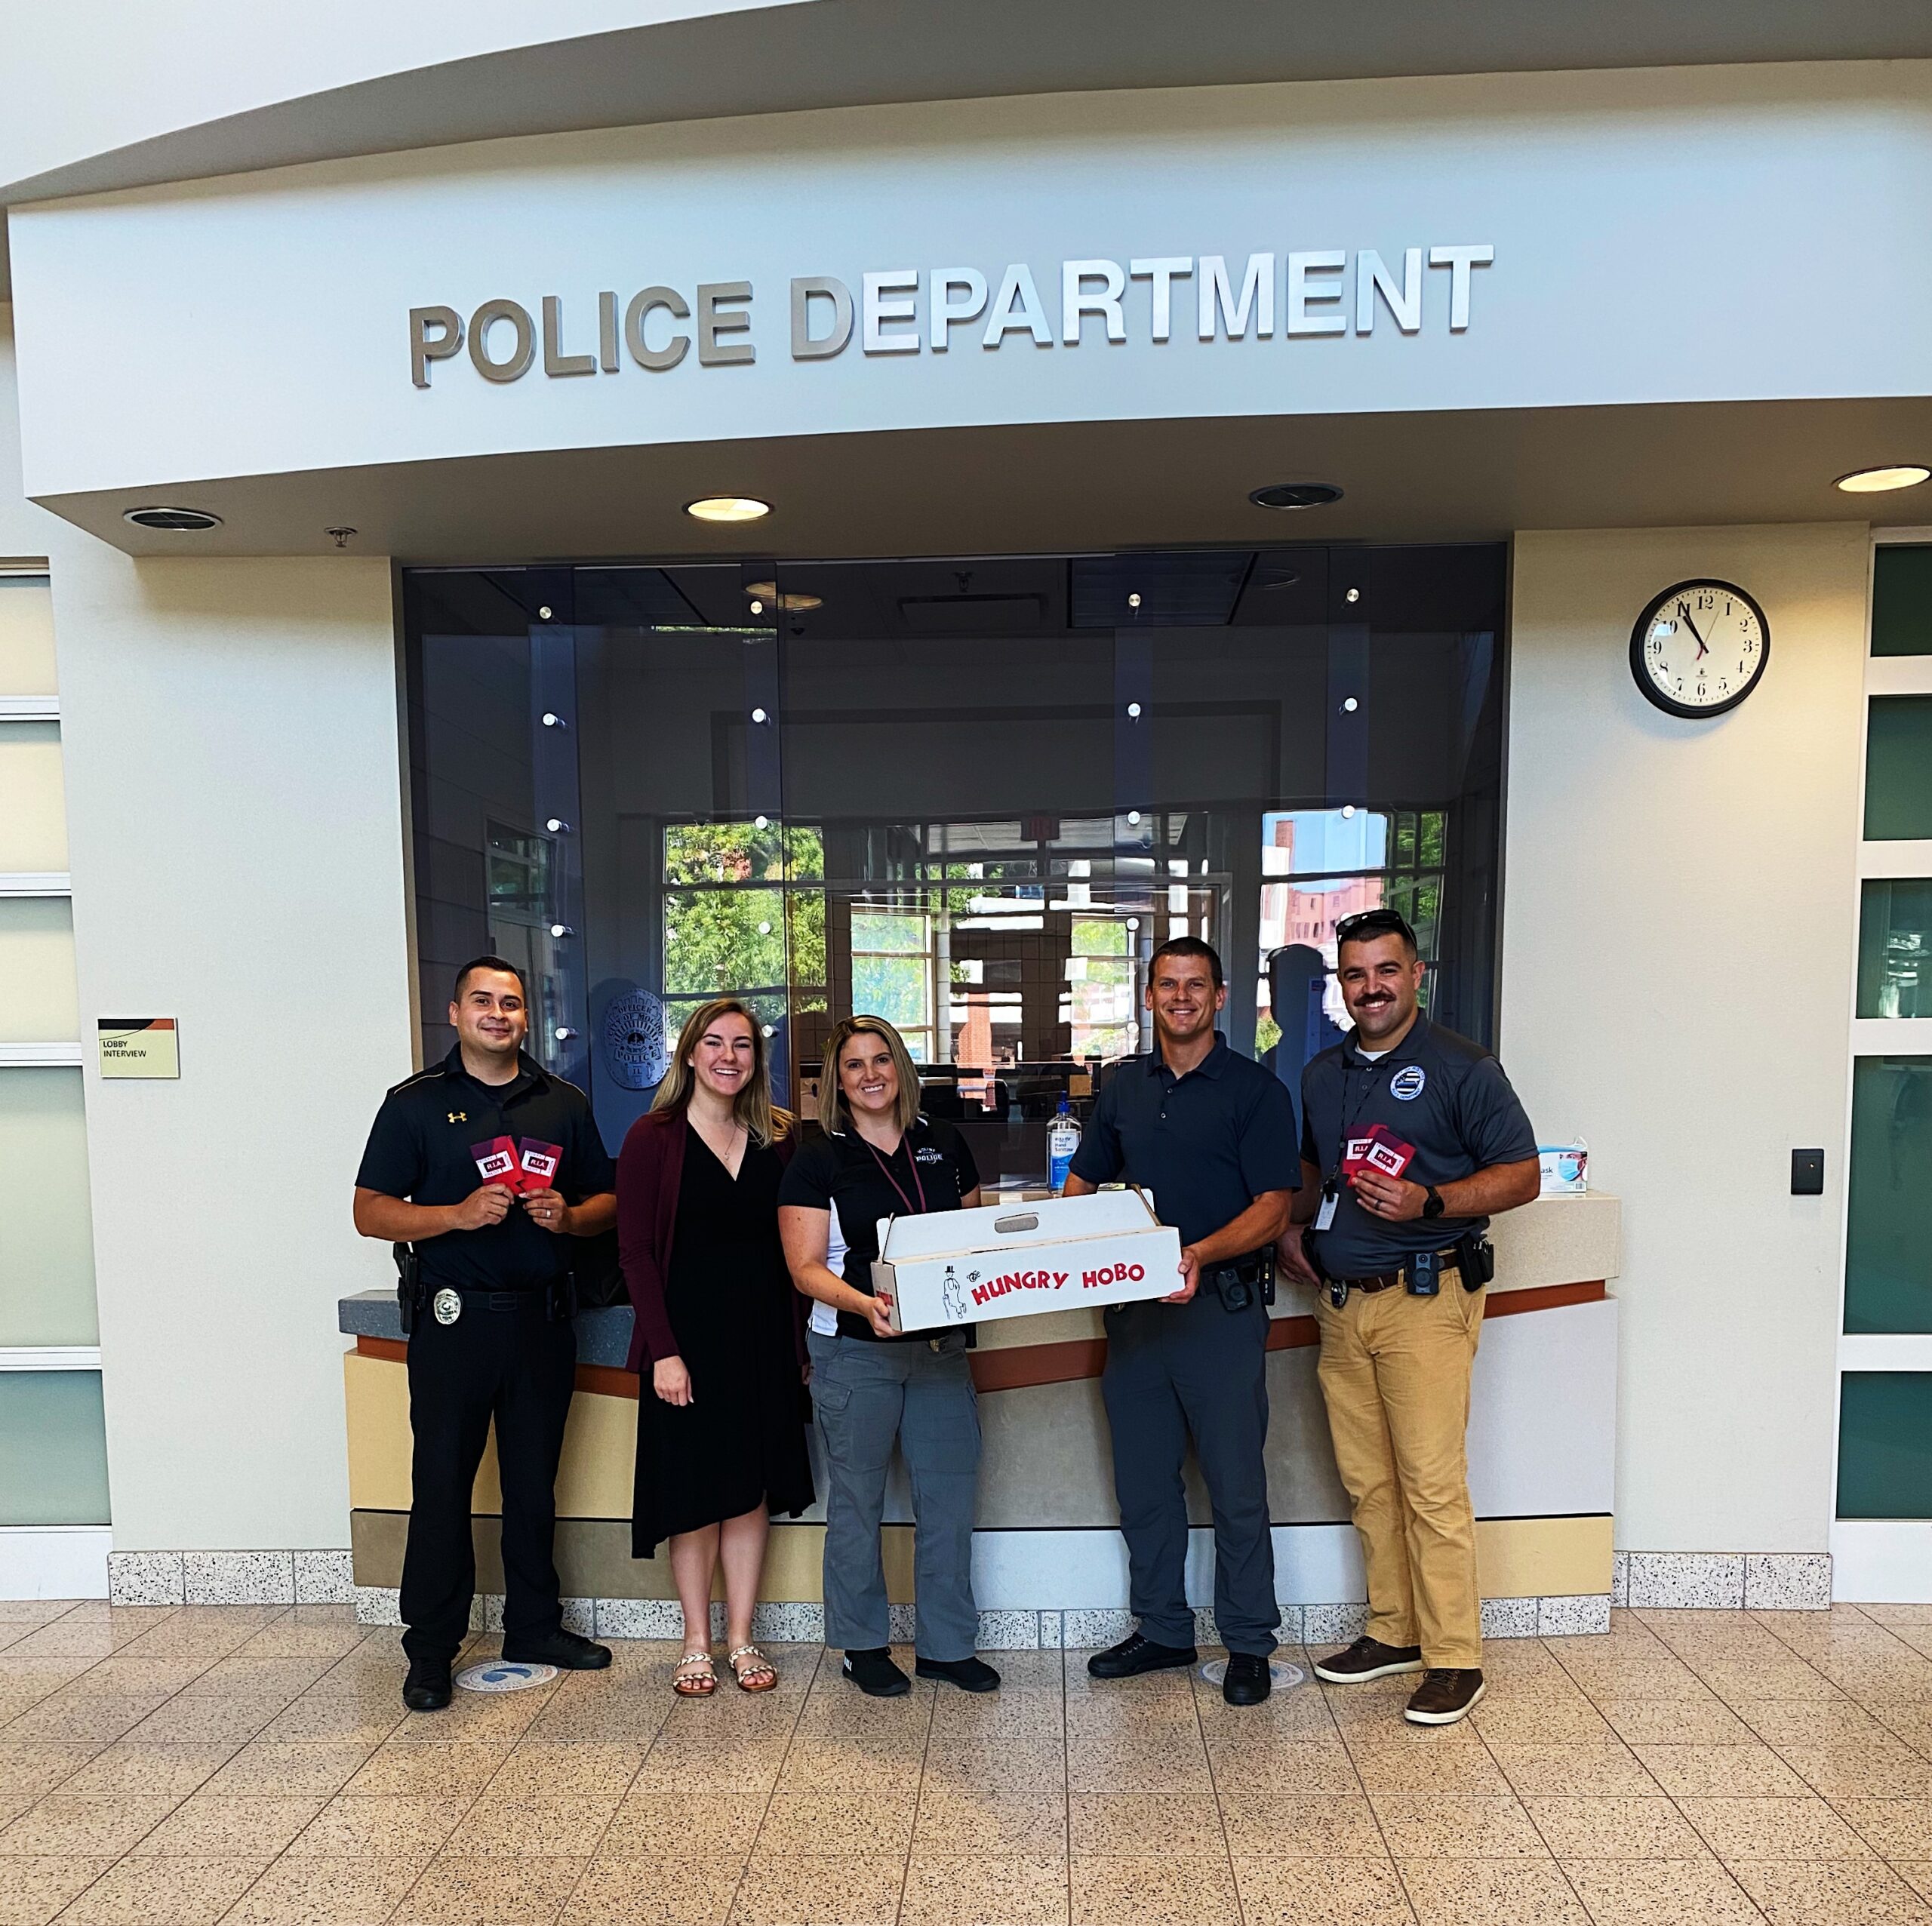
[916,1655,1001,1694]
[1404,1668,1485,1725]
[1086,1633,1198,1679]
[401,1654,451,1712]
[1313,1635,1425,1684]
[842,1648,912,1697]
[1222,1653,1272,1705]
[500,1629,612,1670]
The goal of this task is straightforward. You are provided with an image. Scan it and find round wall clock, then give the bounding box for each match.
[1629,578,1770,718]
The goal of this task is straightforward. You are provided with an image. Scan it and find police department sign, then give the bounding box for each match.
[408,246,1494,387]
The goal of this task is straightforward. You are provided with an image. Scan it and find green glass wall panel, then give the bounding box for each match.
[1846,1059,1932,1333]
[1866,699,1932,841]
[0,1372,108,1525]
[0,897,78,1043]
[0,1069,97,1346]
[1858,880,1932,1020]
[1875,546,1932,658]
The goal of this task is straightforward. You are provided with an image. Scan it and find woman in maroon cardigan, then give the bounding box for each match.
[617,997,813,1696]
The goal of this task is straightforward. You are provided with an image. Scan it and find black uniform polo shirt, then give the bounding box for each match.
[778,1115,980,1343]
[1300,1014,1537,1278]
[1066,1034,1299,1249]
[355,1045,617,1291]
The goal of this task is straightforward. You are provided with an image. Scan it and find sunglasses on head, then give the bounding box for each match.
[1334,909,1418,949]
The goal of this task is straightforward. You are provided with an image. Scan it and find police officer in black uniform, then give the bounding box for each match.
[1064,937,1299,1706]
[354,955,619,1710]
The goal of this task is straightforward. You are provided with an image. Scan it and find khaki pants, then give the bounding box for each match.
[1314,1278,1486,1669]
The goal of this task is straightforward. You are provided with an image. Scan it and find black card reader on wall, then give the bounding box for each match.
[1791,1149,1825,1196]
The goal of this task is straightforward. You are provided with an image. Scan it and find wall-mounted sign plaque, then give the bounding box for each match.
[97,1017,180,1080]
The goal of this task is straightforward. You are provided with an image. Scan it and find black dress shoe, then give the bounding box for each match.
[1222,1652,1272,1706]
[915,1654,1001,1693]
[402,1655,451,1712]
[1087,1632,1198,1679]
[500,1629,611,1670]
[842,1648,912,1697]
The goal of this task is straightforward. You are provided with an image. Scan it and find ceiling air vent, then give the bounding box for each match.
[122,506,223,532]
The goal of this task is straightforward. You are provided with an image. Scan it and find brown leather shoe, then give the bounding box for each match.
[1404,1668,1485,1725]
[1312,1635,1424,1684]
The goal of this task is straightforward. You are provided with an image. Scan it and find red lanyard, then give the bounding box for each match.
[866,1136,928,1217]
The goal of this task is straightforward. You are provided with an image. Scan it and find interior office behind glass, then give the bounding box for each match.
[405,545,1505,1190]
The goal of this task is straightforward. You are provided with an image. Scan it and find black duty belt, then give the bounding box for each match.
[449,1288,546,1312]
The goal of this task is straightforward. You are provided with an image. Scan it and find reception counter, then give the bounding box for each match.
[341,1193,1620,1642]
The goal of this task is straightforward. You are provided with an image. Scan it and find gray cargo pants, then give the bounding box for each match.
[807,1327,981,1660]
[1101,1288,1278,1657]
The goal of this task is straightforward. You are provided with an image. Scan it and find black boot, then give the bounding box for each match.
[1222,1653,1272,1706]
[842,1648,912,1697]
[501,1628,612,1669]
[402,1654,451,1712]
[915,1654,1001,1693]
[1087,1632,1198,1679]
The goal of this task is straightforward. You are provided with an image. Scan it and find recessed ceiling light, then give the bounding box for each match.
[1249,482,1343,511]
[123,506,223,531]
[744,580,823,611]
[686,495,771,522]
[1836,466,1930,494]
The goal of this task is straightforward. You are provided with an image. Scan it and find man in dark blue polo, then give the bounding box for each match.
[1064,937,1299,1704]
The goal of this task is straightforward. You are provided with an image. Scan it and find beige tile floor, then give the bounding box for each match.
[7,1602,1932,1923]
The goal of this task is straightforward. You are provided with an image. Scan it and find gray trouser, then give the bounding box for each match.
[1100,1290,1278,1657]
[808,1328,981,1660]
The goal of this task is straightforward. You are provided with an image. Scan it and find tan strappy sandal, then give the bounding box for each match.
[727,1643,777,1693]
[672,1650,716,1697]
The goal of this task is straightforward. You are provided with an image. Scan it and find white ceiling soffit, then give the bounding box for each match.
[45,396,1932,565]
[5,0,1932,216]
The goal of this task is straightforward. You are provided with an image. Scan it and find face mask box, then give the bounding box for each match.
[871,1189,1181,1333]
[1538,1143,1589,1195]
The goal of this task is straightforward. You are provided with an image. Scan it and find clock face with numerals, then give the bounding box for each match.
[1629,578,1770,718]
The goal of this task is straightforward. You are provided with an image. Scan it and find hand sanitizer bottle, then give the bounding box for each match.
[1048,1098,1080,1195]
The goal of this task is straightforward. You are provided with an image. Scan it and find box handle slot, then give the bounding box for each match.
[993,1212,1040,1235]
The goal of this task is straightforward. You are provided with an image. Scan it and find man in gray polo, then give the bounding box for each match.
[1065,937,1299,1706]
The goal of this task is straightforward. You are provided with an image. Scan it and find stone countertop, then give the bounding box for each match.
[340,1290,635,1367]
[339,1193,1617,1365]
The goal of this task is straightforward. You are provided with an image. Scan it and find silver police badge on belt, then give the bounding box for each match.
[432,1288,463,1326]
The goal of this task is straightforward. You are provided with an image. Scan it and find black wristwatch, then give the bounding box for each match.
[1422,1185,1446,1220]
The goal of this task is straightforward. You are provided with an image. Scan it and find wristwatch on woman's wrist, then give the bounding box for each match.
[1423,1185,1446,1220]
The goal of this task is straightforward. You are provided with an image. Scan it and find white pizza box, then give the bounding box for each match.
[870,1188,1181,1333]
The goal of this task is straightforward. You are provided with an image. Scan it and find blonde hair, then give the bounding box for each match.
[819,1015,923,1139]
[652,998,792,1147]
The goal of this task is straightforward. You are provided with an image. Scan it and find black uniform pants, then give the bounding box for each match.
[1100,1288,1278,1657]
[400,1296,576,1663]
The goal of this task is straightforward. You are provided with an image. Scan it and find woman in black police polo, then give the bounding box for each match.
[777,1015,998,1697]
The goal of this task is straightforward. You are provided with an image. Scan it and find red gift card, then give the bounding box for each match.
[1362,1123,1417,1179]
[517,1138,563,1190]
[1341,1123,1417,1180]
[470,1136,518,1186]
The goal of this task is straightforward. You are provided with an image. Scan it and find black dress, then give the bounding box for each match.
[631,1126,815,1556]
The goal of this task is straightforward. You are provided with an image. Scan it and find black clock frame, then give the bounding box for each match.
[1629,577,1770,719]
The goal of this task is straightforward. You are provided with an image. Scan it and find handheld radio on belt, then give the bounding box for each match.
[393,1243,426,1334]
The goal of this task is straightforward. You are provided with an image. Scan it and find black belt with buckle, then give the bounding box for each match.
[1328,1249,1463,1303]
[457,1289,543,1312]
